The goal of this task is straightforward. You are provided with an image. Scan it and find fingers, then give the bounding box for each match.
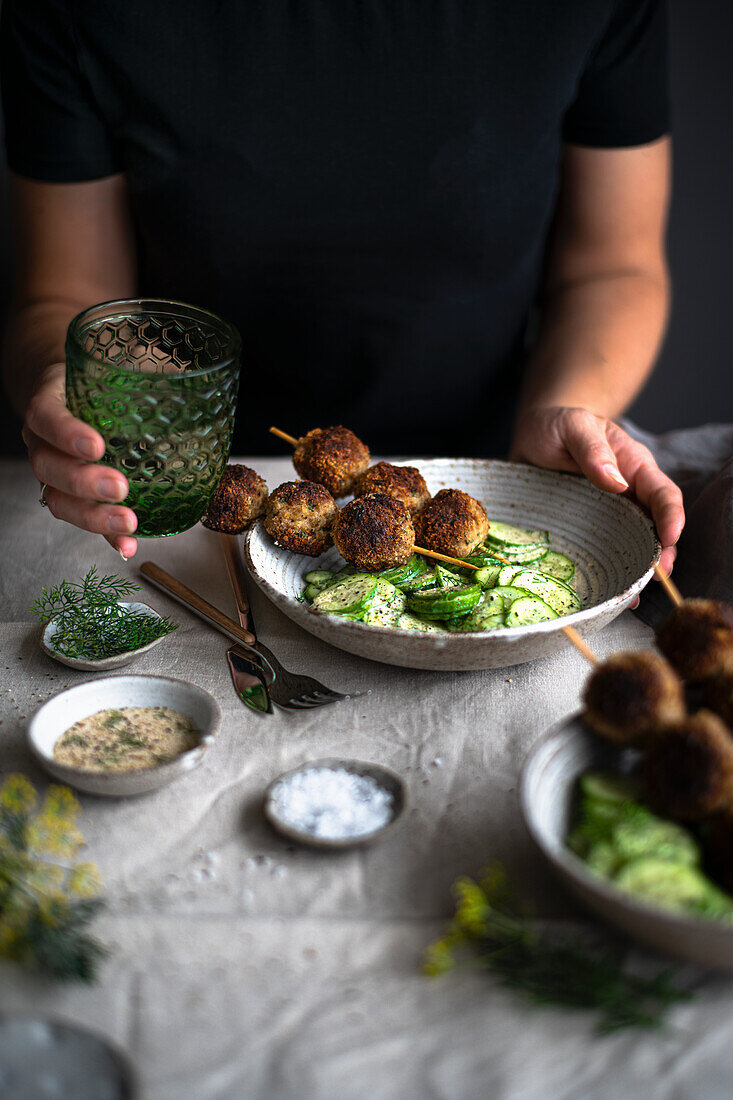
[558,408,630,492]
[26,432,128,503]
[608,428,685,551]
[659,545,677,578]
[43,485,138,539]
[25,371,105,460]
[105,533,139,559]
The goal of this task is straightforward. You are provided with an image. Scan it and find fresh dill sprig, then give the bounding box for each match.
[31,566,177,660]
[0,775,108,983]
[424,862,691,1035]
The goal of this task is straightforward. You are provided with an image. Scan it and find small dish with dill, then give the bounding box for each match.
[28,675,220,797]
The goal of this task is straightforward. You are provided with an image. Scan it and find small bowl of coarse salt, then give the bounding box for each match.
[264,759,407,850]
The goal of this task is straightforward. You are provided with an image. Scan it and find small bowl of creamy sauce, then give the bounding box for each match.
[55,706,199,773]
[28,676,220,797]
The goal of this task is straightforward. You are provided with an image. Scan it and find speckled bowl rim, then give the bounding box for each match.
[40,601,171,670]
[246,459,661,646]
[0,1012,139,1098]
[27,674,221,797]
[263,757,408,850]
[520,714,733,944]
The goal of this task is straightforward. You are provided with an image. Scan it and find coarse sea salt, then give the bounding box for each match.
[269,767,394,840]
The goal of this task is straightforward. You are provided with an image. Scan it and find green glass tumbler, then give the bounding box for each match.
[66,299,241,538]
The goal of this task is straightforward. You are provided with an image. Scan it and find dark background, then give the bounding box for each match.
[0,0,730,456]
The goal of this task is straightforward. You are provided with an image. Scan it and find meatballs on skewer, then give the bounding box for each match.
[264,481,339,556]
[292,426,370,497]
[354,462,431,516]
[334,493,414,573]
[642,710,733,822]
[201,464,268,534]
[656,599,733,682]
[414,488,489,559]
[582,652,687,745]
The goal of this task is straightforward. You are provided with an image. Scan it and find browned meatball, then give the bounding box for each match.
[334,493,414,572]
[703,674,733,729]
[292,426,370,497]
[354,462,431,515]
[656,599,733,682]
[582,652,687,745]
[413,488,489,559]
[264,481,338,556]
[704,809,733,894]
[642,710,733,821]
[200,464,268,534]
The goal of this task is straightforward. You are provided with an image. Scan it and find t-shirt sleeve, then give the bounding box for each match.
[562,0,670,148]
[1,0,120,181]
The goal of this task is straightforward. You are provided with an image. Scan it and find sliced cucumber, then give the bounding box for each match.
[613,859,713,913]
[446,603,505,632]
[490,585,532,610]
[492,544,549,565]
[312,576,378,615]
[395,612,444,633]
[407,584,482,620]
[435,564,465,588]
[378,555,426,588]
[484,522,549,547]
[610,817,700,867]
[303,583,322,602]
[497,565,522,587]
[581,772,639,805]
[540,551,575,583]
[474,563,503,588]
[403,569,437,592]
[585,842,619,878]
[504,595,558,627]
[304,570,338,588]
[509,571,582,616]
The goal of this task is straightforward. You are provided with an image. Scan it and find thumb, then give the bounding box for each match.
[560,410,629,493]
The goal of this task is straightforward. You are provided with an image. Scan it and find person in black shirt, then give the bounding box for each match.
[2,0,683,567]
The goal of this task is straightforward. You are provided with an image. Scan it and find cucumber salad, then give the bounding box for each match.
[568,771,733,922]
[301,520,582,633]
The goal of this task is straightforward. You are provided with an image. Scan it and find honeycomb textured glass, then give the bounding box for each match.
[66,300,241,537]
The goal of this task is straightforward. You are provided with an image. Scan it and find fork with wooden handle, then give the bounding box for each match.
[139,560,367,710]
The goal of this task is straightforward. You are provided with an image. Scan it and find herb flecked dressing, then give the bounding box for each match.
[54,706,199,772]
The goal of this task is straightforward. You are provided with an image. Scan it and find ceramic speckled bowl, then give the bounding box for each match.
[27,675,220,797]
[245,459,660,671]
[521,716,733,969]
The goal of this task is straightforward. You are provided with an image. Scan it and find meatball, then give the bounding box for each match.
[200,464,268,534]
[334,493,414,573]
[292,426,370,497]
[264,481,339,556]
[702,674,733,730]
[656,599,733,682]
[642,710,733,821]
[582,651,687,745]
[354,462,431,515]
[413,488,489,559]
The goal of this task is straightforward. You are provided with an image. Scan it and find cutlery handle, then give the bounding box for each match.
[221,534,251,630]
[139,561,257,648]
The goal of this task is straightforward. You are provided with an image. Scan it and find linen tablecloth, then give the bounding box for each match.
[1,455,732,1100]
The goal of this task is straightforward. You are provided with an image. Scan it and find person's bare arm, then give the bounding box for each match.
[4,173,140,557]
[510,138,684,575]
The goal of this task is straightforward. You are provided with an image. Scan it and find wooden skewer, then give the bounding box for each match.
[561,624,599,665]
[653,564,684,607]
[269,426,298,447]
[268,424,511,571]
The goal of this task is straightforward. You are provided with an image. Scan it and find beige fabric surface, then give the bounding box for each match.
[0,457,730,1100]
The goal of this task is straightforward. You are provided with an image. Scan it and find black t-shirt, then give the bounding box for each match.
[2,1,669,456]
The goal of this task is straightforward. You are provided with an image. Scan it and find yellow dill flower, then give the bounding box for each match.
[68,862,102,899]
[26,818,85,859]
[37,892,72,926]
[0,774,37,814]
[453,877,490,937]
[42,786,80,824]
